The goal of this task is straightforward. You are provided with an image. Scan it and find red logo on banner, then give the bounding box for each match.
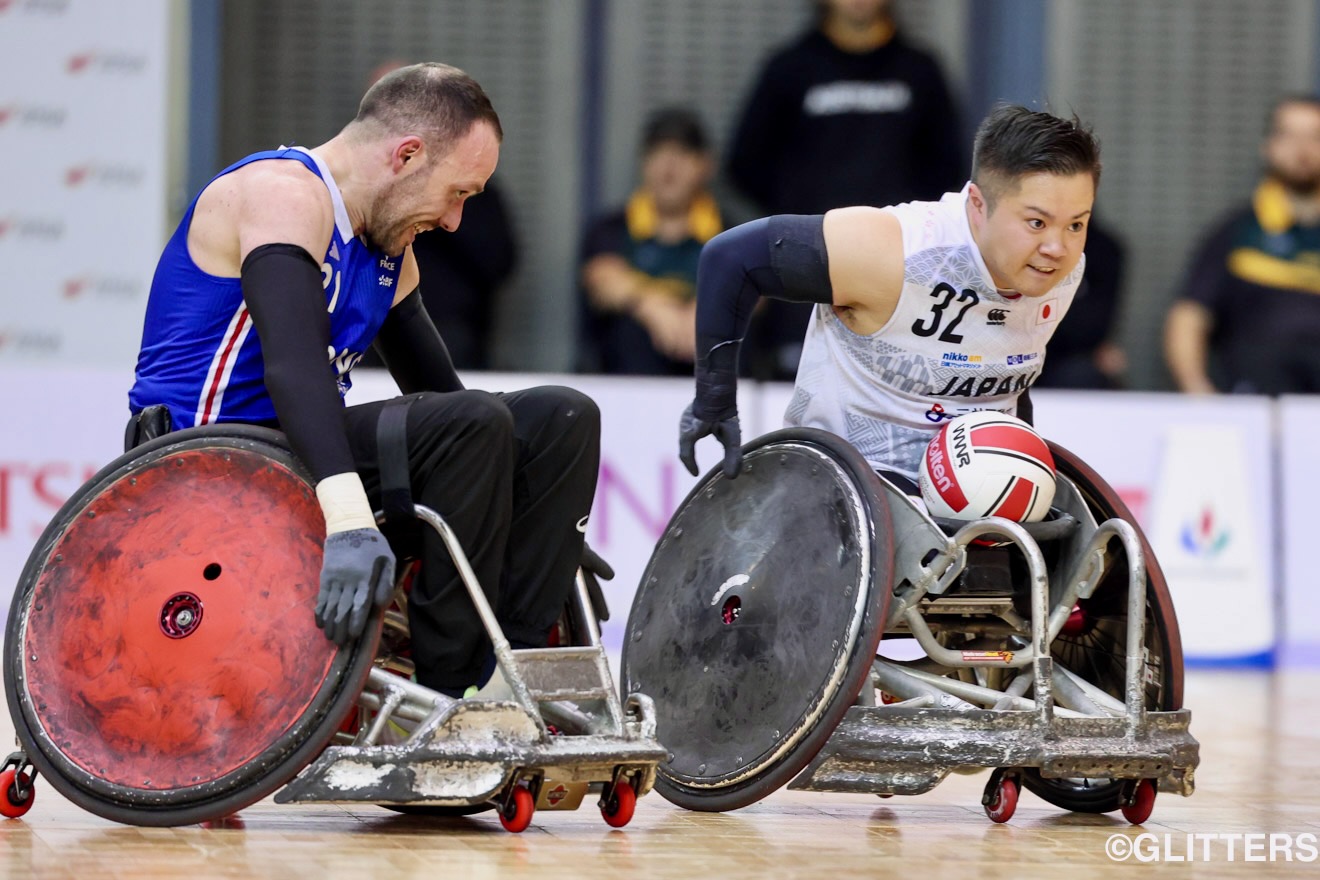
[65,166,89,187]
[0,220,9,239]
[0,461,101,536]
[67,52,94,73]
[0,106,12,126]
[63,278,87,299]
[0,1,15,13]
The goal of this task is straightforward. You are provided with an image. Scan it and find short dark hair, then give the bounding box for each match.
[353,62,502,155]
[641,107,709,155]
[1267,95,1320,134]
[971,105,1101,207]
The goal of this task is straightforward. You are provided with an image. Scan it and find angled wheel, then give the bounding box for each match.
[0,767,35,819]
[1120,779,1157,825]
[983,775,1018,824]
[622,428,894,812]
[601,780,637,828]
[3,426,380,826]
[499,785,535,833]
[1019,442,1182,814]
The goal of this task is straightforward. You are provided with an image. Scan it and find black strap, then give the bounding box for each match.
[124,404,173,452]
[377,395,420,557]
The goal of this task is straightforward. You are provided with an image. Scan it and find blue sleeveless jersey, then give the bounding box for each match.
[129,147,402,428]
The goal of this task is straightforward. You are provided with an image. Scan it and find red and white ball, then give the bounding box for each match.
[918,412,1056,522]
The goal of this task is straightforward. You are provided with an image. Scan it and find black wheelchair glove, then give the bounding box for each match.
[579,541,613,623]
[315,527,396,646]
[581,541,614,581]
[679,337,743,478]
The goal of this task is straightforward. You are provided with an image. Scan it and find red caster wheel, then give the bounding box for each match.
[601,781,637,828]
[984,776,1019,824]
[1120,779,1157,825]
[499,786,535,833]
[1,767,35,819]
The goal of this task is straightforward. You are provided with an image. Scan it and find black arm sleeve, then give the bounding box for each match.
[690,215,832,421]
[241,243,356,483]
[694,214,833,347]
[372,289,464,394]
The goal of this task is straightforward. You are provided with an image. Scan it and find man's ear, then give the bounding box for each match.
[967,181,990,223]
[392,136,425,172]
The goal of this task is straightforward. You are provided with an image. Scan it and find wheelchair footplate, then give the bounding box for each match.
[277,506,667,831]
[277,658,665,831]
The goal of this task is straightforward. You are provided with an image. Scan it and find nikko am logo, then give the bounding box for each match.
[941,352,982,369]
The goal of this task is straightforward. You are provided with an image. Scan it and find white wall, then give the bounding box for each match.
[0,0,175,370]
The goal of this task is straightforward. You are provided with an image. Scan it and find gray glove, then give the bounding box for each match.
[315,528,396,646]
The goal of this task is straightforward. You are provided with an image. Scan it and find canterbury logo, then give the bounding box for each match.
[576,516,590,533]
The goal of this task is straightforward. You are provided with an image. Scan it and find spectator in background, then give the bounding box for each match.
[1165,95,1320,394]
[578,108,723,375]
[409,182,516,369]
[1035,217,1127,389]
[726,0,965,380]
[363,60,518,370]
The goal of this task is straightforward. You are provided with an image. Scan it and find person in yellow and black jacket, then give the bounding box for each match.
[578,108,723,375]
[1166,96,1320,394]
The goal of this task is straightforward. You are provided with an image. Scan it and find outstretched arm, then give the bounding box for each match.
[680,215,835,477]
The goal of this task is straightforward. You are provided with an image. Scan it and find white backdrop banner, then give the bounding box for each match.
[0,371,1284,666]
[0,0,172,369]
[1278,396,1320,663]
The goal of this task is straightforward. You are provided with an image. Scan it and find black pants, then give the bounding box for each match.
[342,386,600,692]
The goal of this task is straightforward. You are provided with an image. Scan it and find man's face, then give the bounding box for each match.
[823,0,889,28]
[1265,102,1320,195]
[368,120,500,256]
[641,142,711,216]
[969,171,1094,298]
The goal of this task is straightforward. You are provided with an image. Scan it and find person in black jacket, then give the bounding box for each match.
[727,0,965,379]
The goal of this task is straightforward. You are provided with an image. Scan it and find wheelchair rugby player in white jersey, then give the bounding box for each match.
[622,105,1199,824]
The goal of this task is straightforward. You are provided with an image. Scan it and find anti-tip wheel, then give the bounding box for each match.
[601,781,637,828]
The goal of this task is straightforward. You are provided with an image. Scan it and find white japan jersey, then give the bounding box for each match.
[785,184,1084,480]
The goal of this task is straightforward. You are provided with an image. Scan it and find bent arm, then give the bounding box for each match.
[234,165,376,534]
[1164,300,1217,394]
[692,215,833,417]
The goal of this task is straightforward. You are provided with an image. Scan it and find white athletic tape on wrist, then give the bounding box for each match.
[315,472,379,534]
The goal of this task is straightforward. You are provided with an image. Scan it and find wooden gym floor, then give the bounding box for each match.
[2,669,1314,879]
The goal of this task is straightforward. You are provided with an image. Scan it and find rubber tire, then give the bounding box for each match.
[499,786,535,833]
[3,425,381,827]
[984,777,1018,824]
[0,768,35,819]
[625,428,895,812]
[601,782,637,828]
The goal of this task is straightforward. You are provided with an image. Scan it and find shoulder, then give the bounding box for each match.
[231,158,331,219]
[822,207,905,306]
[230,156,335,260]
[761,31,823,73]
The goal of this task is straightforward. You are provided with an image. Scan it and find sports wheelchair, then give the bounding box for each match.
[3,425,664,831]
[622,428,1199,824]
